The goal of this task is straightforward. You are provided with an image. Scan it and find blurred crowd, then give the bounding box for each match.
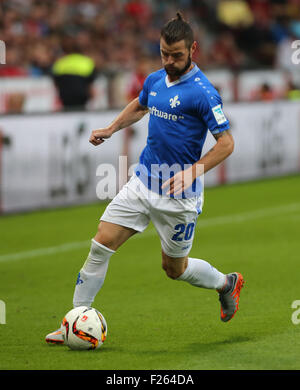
[1,0,300,75]
[1,0,300,110]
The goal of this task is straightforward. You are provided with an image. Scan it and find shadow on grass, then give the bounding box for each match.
[184,334,253,354]
[51,346,121,354]
[130,334,254,358]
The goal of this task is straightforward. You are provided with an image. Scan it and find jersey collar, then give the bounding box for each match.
[165,63,199,88]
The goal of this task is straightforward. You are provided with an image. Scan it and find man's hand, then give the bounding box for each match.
[161,165,204,196]
[89,127,113,146]
[161,170,191,196]
[89,97,148,146]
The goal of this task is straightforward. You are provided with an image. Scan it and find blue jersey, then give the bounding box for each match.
[136,63,230,198]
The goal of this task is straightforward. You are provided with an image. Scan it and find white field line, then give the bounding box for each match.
[195,202,300,228]
[0,240,91,263]
[0,202,299,263]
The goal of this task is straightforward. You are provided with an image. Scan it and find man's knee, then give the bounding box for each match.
[94,221,137,251]
[95,224,116,250]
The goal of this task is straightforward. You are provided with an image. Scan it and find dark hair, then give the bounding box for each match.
[160,12,194,49]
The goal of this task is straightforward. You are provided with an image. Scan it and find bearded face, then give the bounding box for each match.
[160,38,196,80]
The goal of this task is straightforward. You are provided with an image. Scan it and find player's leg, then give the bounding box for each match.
[46,174,150,344]
[151,196,244,322]
[94,220,137,251]
[72,221,137,308]
[45,221,137,345]
[161,251,188,280]
[152,198,228,290]
[161,251,226,289]
[72,173,150,309]
[162,250,244,322]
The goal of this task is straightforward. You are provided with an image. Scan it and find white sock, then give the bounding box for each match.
[73,239,115,307]
[176,257,226,290]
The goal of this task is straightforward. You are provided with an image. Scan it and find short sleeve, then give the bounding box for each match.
[138,75,151,107]
[196,90,230,135]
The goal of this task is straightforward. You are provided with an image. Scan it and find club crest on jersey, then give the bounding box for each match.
[169,95,180,108]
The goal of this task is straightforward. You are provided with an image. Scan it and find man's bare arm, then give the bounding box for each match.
[192,130,234,178]
[162,130,234,196]
[89,97,148,146]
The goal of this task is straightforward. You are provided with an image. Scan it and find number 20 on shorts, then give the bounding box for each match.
[171,223,195,241]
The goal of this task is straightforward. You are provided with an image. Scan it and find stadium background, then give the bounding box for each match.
[0,0,300,371]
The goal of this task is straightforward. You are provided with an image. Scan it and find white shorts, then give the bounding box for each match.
[100,174,204,257]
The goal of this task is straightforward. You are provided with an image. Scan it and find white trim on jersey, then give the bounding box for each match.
[164,63,199,88]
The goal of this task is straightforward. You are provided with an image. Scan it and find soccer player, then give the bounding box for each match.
[46,12,244,344]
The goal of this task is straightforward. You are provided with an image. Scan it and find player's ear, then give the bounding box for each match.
[190,41,197,55]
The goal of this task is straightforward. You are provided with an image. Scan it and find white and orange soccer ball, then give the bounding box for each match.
[61,306,107,350]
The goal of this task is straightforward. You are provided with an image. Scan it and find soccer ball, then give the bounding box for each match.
[61,306,107,350]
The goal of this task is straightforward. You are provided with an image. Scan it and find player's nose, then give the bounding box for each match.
[165,56,175,65]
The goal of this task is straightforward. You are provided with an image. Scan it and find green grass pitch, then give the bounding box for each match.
[0,174,300,370]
